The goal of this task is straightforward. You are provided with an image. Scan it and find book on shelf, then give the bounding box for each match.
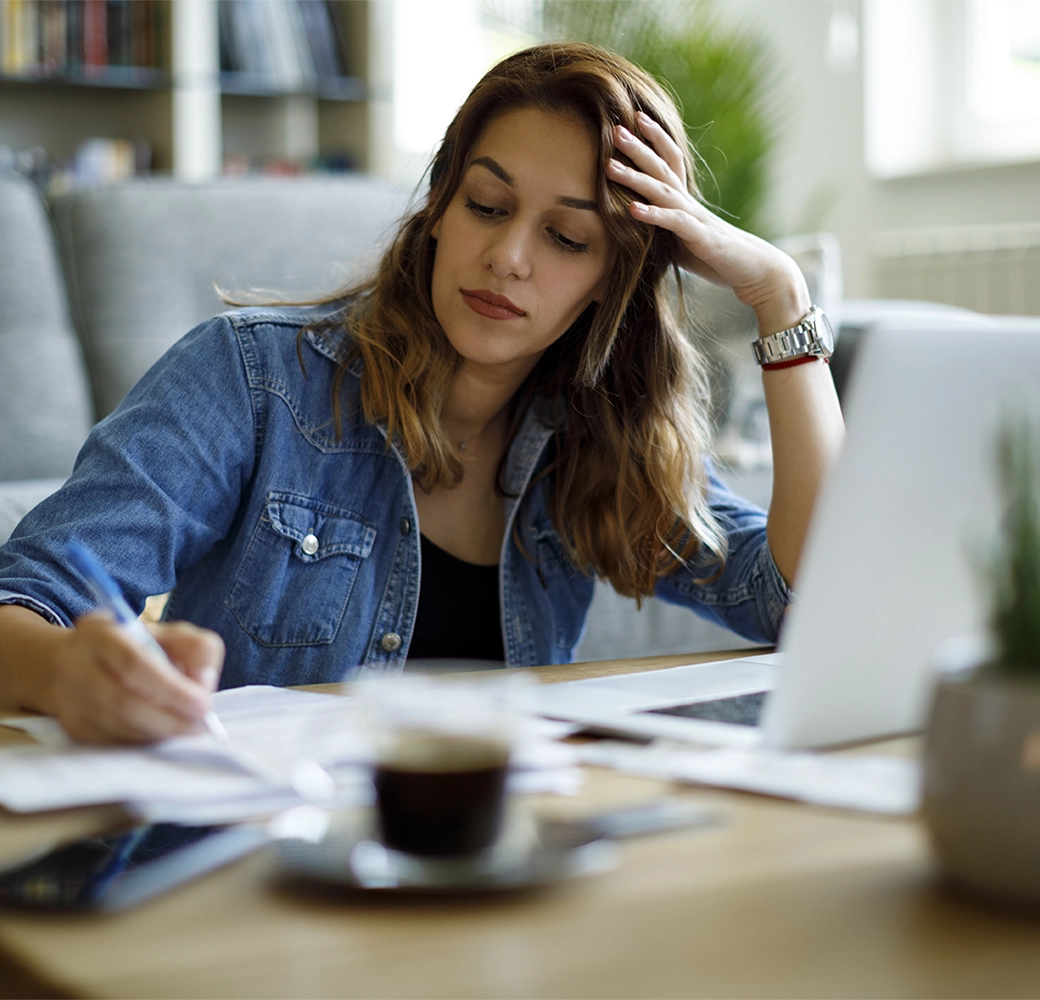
[83,0,106,69]
[1,0,163,79]
[219,0,351,91]
[1,1,352,92]
[40,0,68,72]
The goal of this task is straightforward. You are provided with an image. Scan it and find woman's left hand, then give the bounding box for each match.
[608,111,808,334]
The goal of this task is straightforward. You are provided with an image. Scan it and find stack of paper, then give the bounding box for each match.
[0,686,582,825]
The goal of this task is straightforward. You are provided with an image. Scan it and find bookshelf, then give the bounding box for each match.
[0,0,388,186]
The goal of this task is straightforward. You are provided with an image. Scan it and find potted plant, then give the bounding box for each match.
[922,418,1040,909]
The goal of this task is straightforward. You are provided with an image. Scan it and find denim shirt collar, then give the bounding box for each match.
[500,404,554,522]
[312,325,557,517]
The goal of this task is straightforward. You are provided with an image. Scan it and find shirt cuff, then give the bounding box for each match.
[0,592,71,629]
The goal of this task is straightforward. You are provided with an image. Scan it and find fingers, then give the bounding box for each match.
[607,155,683,212]
[608,121,712,243]
[610,115,687,197]
[154,621,225,693]
[59,678,204,745]
[627,201,697,239]
[75,615,208,718]
[53,614,223,745]
[633,110,688,185]
[628,203,728,284]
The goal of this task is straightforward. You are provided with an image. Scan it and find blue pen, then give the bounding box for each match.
[67,542,231,743]
[66,543,333,796]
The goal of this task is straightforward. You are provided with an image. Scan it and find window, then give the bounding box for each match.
[865,0,1040,177]
[389,0,538,181]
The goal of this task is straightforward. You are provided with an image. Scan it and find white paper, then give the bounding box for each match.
[0,686,581,820]
[131,767,374,824]
[578,741,921,815]
[0,744,268,811]
[153,686,368,771]
[1,715,70,748]
[509,767,584,796]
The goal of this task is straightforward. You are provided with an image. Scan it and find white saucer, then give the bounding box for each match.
[274,804,617,894]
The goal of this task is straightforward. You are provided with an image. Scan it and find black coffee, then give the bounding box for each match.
[374,734,510,857]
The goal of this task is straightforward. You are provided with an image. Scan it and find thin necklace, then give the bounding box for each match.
[456,423,491,452]
[454,409,505,452]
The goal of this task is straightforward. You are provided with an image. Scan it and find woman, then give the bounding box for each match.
[0,43,843,743]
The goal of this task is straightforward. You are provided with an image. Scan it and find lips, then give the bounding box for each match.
[461,288,526,320]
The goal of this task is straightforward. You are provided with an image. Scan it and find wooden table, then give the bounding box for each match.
[1,649,1039,999]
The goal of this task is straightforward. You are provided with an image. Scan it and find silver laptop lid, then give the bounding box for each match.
[764,318,1040,748]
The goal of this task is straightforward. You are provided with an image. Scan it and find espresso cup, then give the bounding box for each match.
[360,673,526,857]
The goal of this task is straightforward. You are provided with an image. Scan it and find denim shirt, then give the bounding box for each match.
[0,305,791,688]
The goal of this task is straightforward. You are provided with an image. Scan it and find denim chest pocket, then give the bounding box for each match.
[227,492,377,647]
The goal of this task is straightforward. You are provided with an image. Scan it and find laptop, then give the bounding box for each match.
[534,316,1040,750]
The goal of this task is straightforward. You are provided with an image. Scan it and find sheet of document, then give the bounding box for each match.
[0,686,582,823]
[577,741,921,815]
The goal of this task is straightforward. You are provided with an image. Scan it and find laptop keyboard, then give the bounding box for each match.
[644,691,769,727]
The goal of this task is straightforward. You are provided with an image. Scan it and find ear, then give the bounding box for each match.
[431,216,442,241]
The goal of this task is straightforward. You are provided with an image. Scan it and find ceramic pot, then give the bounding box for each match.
[922,667,1040,909]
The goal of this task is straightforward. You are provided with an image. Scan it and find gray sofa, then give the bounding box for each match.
[0,169,411,540]
[0,169,971,661]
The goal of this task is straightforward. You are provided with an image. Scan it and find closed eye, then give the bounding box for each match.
[549,229,589,254]
[465,198,590,254]
[465,198,504,220]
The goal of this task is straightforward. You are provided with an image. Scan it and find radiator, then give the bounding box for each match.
[873,223,1040,315]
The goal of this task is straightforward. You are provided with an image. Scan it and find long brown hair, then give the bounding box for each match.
[321,42,725,599]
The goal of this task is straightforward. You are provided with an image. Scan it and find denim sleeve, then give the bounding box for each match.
[653,466,793,645]
[0,315,260,626]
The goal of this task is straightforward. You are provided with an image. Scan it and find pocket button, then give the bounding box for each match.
[302,533,320,555]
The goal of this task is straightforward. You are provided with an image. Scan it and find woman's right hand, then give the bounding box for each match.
[49,614,225,744]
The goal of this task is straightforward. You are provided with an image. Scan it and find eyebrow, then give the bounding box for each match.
[469,156,598,212]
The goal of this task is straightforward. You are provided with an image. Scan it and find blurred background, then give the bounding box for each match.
[3,0,1039,658]
[3,0,1039,307]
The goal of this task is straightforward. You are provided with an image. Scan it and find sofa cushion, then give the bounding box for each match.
[52,175,411,419]
[0,171,94,482]
[0,477,66,546]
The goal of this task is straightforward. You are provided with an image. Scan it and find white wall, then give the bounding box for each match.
[719,0,1040,298]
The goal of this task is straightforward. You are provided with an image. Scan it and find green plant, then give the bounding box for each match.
[989,418,1040,674]
[541,0,778,237]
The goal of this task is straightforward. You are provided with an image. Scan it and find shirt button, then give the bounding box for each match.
[400,517,411,535]
[301,533,319,555]
[381,632,403,653]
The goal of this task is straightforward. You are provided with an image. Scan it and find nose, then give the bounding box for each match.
[483,218,532,280]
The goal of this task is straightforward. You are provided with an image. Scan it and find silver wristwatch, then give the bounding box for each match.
[751,305,834,366]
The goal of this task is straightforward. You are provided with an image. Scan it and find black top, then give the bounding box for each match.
[408,534,505,663]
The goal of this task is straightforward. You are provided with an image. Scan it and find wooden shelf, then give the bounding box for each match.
[218,72,366,102]
[0,67,170,90]
[0,1,385,179]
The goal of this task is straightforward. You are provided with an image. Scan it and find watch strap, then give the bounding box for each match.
[751,306,832,366]
[761,355,829,371]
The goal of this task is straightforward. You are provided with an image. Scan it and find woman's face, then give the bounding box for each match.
[431,106,616,380]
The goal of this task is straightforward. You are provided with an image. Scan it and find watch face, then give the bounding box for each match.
[813,307,835,355]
